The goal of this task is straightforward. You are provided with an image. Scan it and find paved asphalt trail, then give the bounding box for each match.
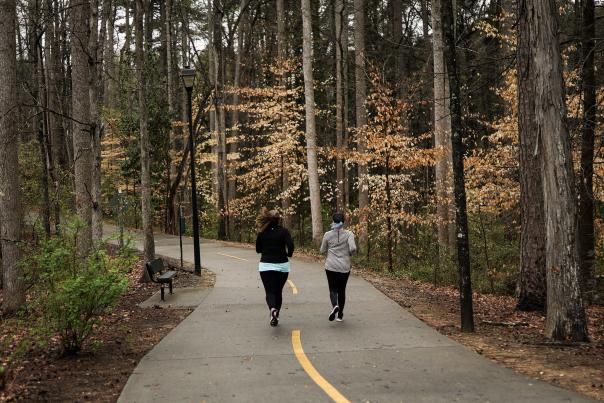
[111,226,593,403]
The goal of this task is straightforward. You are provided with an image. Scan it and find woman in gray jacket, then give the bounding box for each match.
[320,212,357,321]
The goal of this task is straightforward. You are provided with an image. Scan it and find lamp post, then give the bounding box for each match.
[181,66,202,276]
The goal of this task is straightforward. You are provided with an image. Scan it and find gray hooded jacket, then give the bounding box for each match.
[320,229,357,273]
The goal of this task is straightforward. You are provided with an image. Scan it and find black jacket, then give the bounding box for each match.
[256,225,294,263]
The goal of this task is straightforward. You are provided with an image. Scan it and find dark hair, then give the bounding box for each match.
[332,212,345,224]
[256,207,281,232]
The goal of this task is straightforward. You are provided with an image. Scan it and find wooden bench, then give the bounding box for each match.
[145,258,177,301]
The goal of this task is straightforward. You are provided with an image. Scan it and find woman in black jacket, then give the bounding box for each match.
[255,208,294,326]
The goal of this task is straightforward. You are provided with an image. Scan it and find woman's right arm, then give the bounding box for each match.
[285,230,295,257]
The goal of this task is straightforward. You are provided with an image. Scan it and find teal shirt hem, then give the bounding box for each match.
[259,262,290,273]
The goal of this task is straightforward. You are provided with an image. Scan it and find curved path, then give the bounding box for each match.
[113,227,593,403]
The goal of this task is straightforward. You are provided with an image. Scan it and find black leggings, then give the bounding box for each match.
[260,270,289,311]
[326,270,350,313]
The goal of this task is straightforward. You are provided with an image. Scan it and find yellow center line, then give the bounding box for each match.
[291,330,351,403]
[216,252,248,261]
[287,279,298,295]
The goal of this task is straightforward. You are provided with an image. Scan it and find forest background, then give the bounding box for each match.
[0,0,603,343]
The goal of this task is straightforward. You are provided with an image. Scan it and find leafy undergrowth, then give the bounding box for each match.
[359,268,604,401]
[0,259,215,402]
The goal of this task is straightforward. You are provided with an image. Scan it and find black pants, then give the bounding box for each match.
[260,270,289,311]
[325,270,350,313]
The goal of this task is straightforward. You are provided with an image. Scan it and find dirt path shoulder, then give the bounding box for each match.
[1,260,215,402]
[358,268,604,401]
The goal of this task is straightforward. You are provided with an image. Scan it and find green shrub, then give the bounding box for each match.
[24,220,135,355]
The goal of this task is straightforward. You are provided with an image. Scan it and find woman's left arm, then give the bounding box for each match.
[285,230,295,257]
[348,233,357,256]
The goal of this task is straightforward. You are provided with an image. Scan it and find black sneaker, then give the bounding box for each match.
[329,306,340,321]
[336,313,344,322]
[270,309,279,326]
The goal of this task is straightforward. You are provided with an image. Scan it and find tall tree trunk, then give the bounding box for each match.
[36,39,52,238]
[516,0,546,311]
[528,0,588,341]
[0,0,24,314]
[42,1,61,233]
[578,0,596,303]
[47,0,66,174]
[343,0,350,209]
[277,0,293,229]
[335,0,346,212]
[103,0,116,108]
[441,0,474,332]
[70,0,94,256]
[208,0,218,200]
[228,0,247,236]
[432,0,455,265]
[122,0,134,111]
[213,0,227,240]
[390,0,403,88]
[144,0,152,51]
[124,0,131,53]
[29,0,51,237]
[385,153,393,272]
[421,0,430,39]
[301,0,323,245]
[135,0,155,268]
[90,0,104,244]
[180,0,189,207]
[165,0,178,234]
[354,0,368,250]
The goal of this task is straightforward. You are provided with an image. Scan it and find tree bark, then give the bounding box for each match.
[578,0,596,303]
[70,0,94,256]
[135,0,155,268]
[42,1,61,233]
[354,0,368,250]
[213,0,227,240]
[36,42,52,238]
[103,0,117,108]
[277,0,293,229]
[301,0,324,245]
[29,0,51,237]
[208,0,218,201]
[180,0,189,209]
[46,0,67,174]
[335,0,346,212]
[181,0,189,122]
[390,0,403,88]
[385,153,393,272]
[432,0,456,263]
[441,0,474,332]
[516,0,546,311]
[529,0,588,341]
[421,0,430,39]
[90,0,104,244]
[228,0,247,236]
[165,0,178,234]
[343,0,350,209]
[121,0,134,111]
[0,0,24,314]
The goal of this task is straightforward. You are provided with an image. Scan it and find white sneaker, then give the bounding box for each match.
[270,309,278,326]
[329,306,339,321]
